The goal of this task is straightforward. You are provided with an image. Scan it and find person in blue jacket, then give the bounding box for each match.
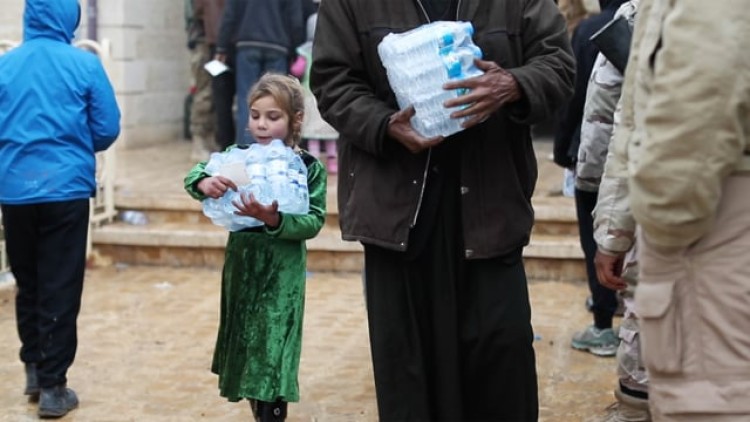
[0,0,120,418]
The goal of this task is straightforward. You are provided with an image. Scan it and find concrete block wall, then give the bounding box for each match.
[0,0,191,149]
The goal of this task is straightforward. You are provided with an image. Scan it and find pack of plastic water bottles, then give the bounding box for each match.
[201,140,309,231]
[377,21,484,139]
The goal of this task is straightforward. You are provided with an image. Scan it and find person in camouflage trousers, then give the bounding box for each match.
[576,1,650,421]
[186,0,218,161]
[620,0,750,418]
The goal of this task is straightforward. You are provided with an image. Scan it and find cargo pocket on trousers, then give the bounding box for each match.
[636,280,682,374]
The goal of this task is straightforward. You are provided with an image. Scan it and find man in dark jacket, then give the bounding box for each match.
[311,0,574,420]
[215,0,305,145]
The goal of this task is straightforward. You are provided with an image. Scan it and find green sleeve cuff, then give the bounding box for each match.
[264,213,285,237]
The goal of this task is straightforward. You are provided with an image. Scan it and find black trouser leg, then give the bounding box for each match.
[364,245,539,422]
[460,252,539,422]
[363,243,462,421]
[211,45,236,150]
[2,204,40,365]
[2,200,89,387]
[575,188,617,329]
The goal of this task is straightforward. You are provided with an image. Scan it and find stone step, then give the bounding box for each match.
[113,192,580,237]
[102,179,585,280]
[92,220,584,280]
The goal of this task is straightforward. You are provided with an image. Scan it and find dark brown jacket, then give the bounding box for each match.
[311,0,575,259]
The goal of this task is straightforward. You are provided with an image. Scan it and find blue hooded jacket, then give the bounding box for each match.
[0,0,120,205]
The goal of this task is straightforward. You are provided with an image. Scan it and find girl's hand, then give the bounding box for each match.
[197,176,238,199]
[232,192,281,228]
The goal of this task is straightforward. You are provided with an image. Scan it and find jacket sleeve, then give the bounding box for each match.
[593,98,636,255]
[630,0,748,248]
[216,0,239,54]
[552,23,594,168]
[266,159,327,241]
[184,161,209,201]
[284,0,306,52]
[575,53,623,191]
[310,0,395,158]
[505,0,576,126]
[87,59,120,152]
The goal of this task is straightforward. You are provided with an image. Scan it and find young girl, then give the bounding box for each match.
[183,73,327,421]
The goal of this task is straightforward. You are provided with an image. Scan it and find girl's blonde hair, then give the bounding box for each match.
[247,73,306,146]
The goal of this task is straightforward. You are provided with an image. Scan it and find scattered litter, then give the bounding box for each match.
[0,273,15,291]
[119,210,148,225]
[534,334,543,341]
[114,263,130,271]
[154,281,173,290]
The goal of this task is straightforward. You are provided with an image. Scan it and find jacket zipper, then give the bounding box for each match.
[409,0,463,228]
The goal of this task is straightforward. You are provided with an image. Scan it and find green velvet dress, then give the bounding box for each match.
[184,150,327,403]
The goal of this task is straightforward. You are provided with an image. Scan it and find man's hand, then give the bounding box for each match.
[197,176,237,199]
[443,59,522,129]
[594,250,628,291]
[232,192,281,228]
[387,106,444,154]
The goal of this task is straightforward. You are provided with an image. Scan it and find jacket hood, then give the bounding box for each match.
[23,0,81,43]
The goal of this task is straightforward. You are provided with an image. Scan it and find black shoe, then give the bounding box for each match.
[38,385,79,419]
[24,363,40,402]
[256,399,287,422]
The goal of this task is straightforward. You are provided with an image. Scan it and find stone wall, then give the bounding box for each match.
[0,0,190,149]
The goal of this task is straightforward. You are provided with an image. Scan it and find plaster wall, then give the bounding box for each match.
[0,0,191,149]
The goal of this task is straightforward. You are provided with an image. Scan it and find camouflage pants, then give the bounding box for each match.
[189,42,216,150]
[617,242,649,395]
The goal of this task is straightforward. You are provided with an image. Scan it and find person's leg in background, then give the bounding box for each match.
[597,244,650,422]
[307,139,321,157]
[235,48,289,146]
[234,48,264,145]
[262,48,289,77]
[190,41,218,161]
[211,45,236,150]
[1,204,41,401]
[3,200,89,417]
[323,139,337,174]
[571,188,619,357]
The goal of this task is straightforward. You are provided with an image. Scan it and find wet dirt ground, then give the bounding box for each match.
[1,265,617,422]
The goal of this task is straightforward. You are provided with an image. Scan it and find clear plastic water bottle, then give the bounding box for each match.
[265,139,291,207]
[286,153,309,214]
[245,143,268,204]
[120,210,148,225]
[378,21,484,139]
[563,168,576,198]
[203,152,225,176]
